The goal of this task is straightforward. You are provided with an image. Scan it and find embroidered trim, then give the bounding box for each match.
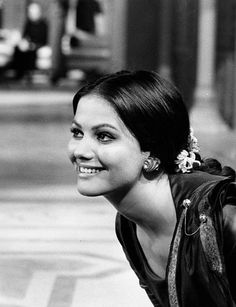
[167,200,188,307]
[183,193,224,274]
[199,214,223,274]
[198,195,224,274]
[183,196,223,274]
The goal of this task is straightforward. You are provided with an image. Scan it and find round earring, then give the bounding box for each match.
[143,157,160,172]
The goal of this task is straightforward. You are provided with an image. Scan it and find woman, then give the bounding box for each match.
[68,70,236,307]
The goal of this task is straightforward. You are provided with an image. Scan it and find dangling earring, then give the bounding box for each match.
[143,157,160,172]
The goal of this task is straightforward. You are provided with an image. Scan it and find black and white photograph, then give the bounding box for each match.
[0,0,236,306]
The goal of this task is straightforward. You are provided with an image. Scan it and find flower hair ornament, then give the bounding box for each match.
[175,128,201,173]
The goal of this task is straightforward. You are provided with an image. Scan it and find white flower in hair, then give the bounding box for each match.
[175,128,201,173]
[175,150,197,173]
[188,128,200,153]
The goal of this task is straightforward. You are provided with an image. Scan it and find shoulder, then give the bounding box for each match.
[222,182,236,238]
[222,182,236,301]
[168,171,230,209]
[170,170,228,188]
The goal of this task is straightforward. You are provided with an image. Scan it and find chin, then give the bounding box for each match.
[76,186,104,197]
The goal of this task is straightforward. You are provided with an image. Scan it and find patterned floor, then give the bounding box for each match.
[0,186,151,307]
[0,253,132,307]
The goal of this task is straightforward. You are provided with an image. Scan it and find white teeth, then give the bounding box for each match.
[80,167,101,174]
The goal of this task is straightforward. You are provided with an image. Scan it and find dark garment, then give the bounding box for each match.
[116,171,236,307]
[23,19,48,48]
[13,47,37,78]
[76,0,101,34]
[12,18,48,78]
[116,216,168,306]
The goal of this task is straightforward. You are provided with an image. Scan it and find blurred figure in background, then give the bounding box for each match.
[11,2,48,80]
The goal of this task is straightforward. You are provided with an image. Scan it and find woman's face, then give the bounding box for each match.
[68,94,148,198]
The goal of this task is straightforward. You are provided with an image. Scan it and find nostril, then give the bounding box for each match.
[74,150,94,161]
[74,147,94,160]
[69,137,94,160]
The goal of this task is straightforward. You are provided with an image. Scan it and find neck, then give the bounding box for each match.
[105,173,176,235]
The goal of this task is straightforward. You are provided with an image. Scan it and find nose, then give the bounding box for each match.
[68,137,94,161]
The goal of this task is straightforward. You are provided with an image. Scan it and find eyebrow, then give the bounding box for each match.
[72,120,119,131]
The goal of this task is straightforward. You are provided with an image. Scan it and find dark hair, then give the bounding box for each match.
[72,70,235,179]
[199,158,236,180]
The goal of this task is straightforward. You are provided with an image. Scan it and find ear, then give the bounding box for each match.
[142,151,151,160]
[141,151,150,165]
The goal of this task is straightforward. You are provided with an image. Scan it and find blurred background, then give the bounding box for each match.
[0,0,236,306]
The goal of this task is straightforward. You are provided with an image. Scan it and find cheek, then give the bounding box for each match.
[67,139,75,161]
[98,144,144,174]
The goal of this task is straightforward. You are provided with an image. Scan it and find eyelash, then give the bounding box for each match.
[70,127,83,138]
[70,127,115,143]
[97,132,115,143]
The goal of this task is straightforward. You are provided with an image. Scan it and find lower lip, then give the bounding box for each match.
[78,171,101,178]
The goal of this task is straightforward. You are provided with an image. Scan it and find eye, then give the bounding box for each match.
[97,132,115,143]
[70,127,83,139]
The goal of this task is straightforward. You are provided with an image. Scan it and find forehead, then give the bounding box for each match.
[74,94,133,136]
[75,94,121,124]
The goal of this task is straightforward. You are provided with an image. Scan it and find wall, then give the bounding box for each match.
[125,0,199,108]
[126,0,161,71]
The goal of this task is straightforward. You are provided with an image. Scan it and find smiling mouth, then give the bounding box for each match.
[80,166,101,174]
[74,164,104,174]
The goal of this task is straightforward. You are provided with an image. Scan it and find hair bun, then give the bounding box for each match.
[199,158,235,180]
[222,166,236,180]
[200,158,222,175]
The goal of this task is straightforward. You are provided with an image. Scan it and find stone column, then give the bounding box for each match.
[195,0,216,99]
[49,0,69,84]
[157,0,172,80]
[233,26,236,130]
[110,0,127,71]
[191,0,228,132]
[65,0,77,35]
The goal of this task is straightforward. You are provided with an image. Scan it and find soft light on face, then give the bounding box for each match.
[68,94,148,199]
